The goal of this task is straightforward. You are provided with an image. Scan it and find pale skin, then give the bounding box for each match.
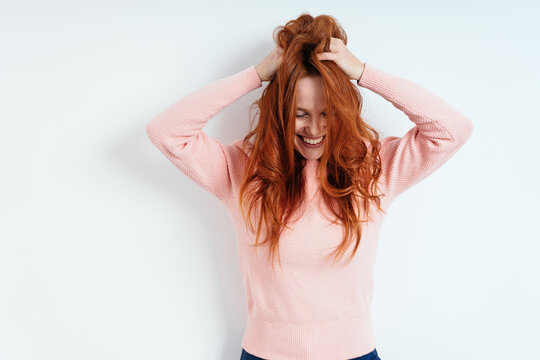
[255,37,366,160]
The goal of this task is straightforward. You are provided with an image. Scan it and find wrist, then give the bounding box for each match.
[357,62,366,82]
[254,64,264,82]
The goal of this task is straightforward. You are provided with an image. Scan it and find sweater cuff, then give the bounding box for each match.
[357,62,397,98]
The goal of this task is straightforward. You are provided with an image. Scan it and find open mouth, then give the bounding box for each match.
[297,134,325,148]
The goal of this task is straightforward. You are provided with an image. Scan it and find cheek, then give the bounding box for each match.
[293,135,303,153]
[294,122,301,143]
[295,120,302,133]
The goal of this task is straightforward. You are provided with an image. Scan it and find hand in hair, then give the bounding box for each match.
[255,45,284,82]
[317,37,366,82]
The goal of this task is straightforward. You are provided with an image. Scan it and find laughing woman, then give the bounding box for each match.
[146,13,473,360]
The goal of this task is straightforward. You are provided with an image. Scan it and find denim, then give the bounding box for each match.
[240,347,381,360]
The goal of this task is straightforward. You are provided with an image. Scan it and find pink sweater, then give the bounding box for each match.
[146,63,473,359]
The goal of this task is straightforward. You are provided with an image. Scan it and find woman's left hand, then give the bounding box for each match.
[317,37,365,81]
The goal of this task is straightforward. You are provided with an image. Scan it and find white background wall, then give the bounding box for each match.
[1,1,538,359]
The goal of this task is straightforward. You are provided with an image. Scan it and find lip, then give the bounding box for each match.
[297,134,325,148]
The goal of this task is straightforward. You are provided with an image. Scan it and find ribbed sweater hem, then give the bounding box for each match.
[241,315,377,360]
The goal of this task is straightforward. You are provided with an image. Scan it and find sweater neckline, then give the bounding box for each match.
[303,159,320,180]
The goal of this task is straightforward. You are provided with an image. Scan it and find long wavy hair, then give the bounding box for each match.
[238,13,388,271]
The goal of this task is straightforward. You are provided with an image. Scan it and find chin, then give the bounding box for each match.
[300,152,323,160]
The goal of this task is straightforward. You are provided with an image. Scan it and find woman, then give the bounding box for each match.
[146,13,473,360]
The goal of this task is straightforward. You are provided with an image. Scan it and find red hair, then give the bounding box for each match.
[238,13,388,271]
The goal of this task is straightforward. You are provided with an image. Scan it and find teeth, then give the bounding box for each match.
[301,135,324,145]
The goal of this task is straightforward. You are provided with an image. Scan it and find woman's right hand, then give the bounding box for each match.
[255,45,284,82]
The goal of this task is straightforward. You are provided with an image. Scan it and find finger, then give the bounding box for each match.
[317,52,334,61]
[328,40,336,52]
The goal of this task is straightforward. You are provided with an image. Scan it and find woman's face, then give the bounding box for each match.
[294,75,328,160]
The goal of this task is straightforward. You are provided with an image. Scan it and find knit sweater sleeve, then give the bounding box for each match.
[146,65,263,203]
[357,63,474,200]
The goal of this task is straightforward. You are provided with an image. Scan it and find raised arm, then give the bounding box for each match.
[357,63,474,200]
[146,65,263,204]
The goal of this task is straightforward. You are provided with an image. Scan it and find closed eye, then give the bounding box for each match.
[296,113,326,118]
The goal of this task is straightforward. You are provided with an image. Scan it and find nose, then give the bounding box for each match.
[306,117,326,136]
